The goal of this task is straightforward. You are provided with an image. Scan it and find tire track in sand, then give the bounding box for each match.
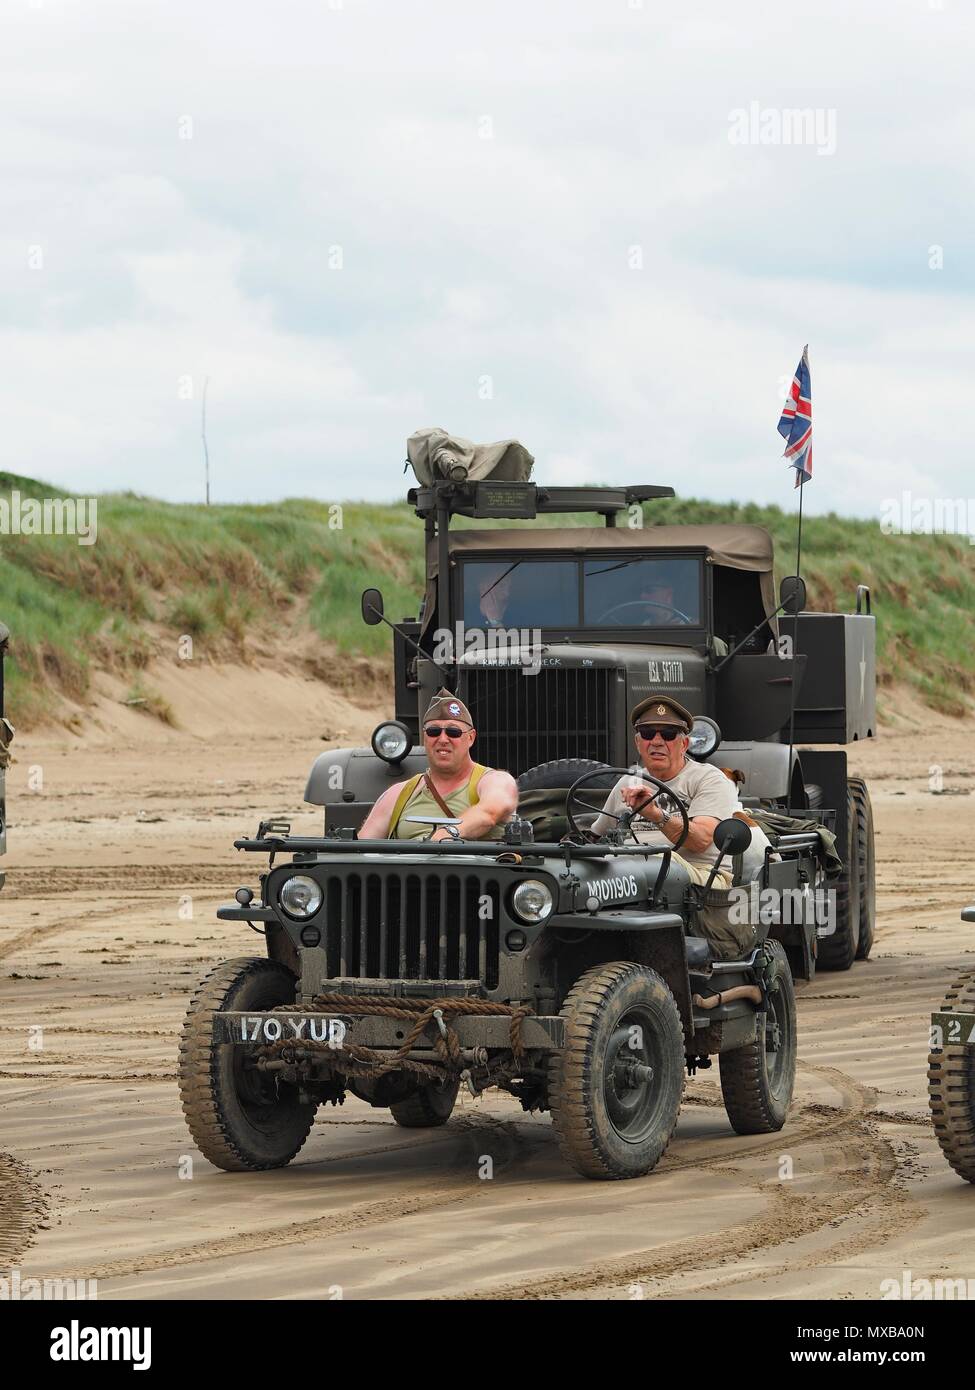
[60,1114,530,1285]
[0,1152,49,1264]
[445,1065,908,1300]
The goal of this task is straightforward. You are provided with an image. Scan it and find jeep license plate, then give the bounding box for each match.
[219,1013,351,1046]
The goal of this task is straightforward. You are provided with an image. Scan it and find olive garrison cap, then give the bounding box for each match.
[630,693,694,731]
[422,688,474,729]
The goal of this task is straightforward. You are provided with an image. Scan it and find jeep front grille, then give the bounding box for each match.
[320,871,501,990]
[461,665,617,775]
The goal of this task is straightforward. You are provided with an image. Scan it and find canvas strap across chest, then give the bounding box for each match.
[389,765,490,840]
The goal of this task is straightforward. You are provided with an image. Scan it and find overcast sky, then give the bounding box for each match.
[2,0,972,518]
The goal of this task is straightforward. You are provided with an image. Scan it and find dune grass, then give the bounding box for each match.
[0,474,972,725]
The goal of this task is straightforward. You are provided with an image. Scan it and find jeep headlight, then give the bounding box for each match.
[279,875,323,919]
[688,716,721,759]
[371,720,412,764]
[510,879,553,924]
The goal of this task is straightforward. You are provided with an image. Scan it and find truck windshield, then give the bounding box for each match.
[462,560,577,627]
[584,557,701,626]
[461,555,703,629]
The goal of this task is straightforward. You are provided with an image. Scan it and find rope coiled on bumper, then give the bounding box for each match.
[257,993,534,1082]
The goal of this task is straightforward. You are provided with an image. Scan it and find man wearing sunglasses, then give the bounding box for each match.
[590,695,740,887]
[358,689,518,842]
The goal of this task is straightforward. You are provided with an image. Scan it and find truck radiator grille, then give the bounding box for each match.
[321,873,501,989]
[461,666,617,775]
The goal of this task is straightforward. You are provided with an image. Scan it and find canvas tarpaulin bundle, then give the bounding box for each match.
[407,428,534,486]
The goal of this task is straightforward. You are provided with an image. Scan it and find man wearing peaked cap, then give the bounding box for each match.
[590,691,739,888]
[358,689,518,842]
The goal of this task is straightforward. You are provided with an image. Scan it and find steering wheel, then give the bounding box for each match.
[595,599,693,625]
[566,766,690,853]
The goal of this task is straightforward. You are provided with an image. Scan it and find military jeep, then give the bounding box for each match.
[178,448,877,1180]
[180,784,824,1179]
[928,908,975,1184]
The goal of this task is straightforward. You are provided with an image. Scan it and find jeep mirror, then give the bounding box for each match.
[712,817,752,856]
[779,575,806,615]
[361,588,385,626]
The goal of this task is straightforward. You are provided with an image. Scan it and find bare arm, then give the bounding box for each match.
[431,770,519,842]
[644,804,718,854]
[357,781,404,840]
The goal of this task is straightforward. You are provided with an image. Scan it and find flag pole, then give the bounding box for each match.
[779,343,810,816]
[785,476,803,814]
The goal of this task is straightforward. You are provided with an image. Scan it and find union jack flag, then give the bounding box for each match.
[778,345,812,487]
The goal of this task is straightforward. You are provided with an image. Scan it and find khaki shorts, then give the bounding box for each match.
[674,856,733,890]
[682,864,755,960]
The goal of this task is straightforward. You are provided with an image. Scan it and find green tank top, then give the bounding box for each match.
[390,765,503,841]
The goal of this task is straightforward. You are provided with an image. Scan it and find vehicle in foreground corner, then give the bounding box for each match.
[928,905,975,1184]
[0,623,11,892]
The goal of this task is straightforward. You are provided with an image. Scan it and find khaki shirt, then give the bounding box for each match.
[592,759,739,876]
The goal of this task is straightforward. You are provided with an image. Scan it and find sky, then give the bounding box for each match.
[2,0,972,519]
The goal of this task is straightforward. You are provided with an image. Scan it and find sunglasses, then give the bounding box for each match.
[635,723,685,742]
[423,724,467,740]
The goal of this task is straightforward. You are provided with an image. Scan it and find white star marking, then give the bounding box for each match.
[860,643,866,703]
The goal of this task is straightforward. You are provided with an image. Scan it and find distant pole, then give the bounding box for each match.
[202,376,211,505]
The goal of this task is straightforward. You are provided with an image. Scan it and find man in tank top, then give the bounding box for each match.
[358,689,519,842]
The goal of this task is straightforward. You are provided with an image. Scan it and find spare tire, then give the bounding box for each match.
[517,759,615,842]
[517,758,615,792]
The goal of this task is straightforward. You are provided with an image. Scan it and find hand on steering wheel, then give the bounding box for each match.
[565,766,690,853]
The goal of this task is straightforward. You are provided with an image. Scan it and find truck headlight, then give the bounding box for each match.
[279,875,323,919]
[371,720,412,764]
[688,716,721,759]
[510,879,553,924]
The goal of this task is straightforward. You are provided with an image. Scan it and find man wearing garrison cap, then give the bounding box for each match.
[591,693,739,887]
[359,689,518,842]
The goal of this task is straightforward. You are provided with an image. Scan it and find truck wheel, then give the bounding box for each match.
[390,1080,460,1128]
[548,962,684,1180]
[928,970,975,1183]
[851,778,875,960]
[718,940,797,1134]
[179,957,317,1172]
[817,783,861,971]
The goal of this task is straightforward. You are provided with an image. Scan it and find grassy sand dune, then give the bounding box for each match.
[1,474,972,727]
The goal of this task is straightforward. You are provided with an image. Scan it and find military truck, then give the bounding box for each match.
[178,448,878,1180]
[306,460,877,971]
[0,623,11,891]
[928,921,975,1183]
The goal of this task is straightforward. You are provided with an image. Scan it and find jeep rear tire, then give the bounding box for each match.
[718,939,797,1134]
[179,957,318,1172]
[548,962,684,1180]
[927,970,975,1183]
[817,783,861,971]
[390,1079,460,1128]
